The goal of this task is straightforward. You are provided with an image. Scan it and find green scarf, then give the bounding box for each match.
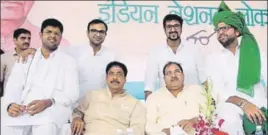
[212,1,261,97]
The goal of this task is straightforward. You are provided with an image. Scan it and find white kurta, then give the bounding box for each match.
[144,41,206,92]
[60,45,116,99]
[206,46,267,106]
[206,45,267,135]
[2,48,79,127]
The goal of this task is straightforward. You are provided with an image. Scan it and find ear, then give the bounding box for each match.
[13,38,17,43]
[235,30,240,37]
[39,32,43,40]
[86,30,90,38]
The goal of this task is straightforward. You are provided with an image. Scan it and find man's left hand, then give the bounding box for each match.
[177,119,196,133]
[26,99,52,115]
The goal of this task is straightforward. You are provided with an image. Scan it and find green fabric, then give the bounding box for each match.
[212,1,261,97]
[243,107,267,134]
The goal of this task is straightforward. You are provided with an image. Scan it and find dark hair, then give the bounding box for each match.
[87,19,108,32]
[106,61,128,77]
[0,49,4,55]
[163,14,183,28]
[13,28,31,39]
[41,18,63,33]
[163,61,184,76]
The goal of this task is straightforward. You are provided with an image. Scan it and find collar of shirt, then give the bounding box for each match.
[162,85,188,99]
[220,37,242,55]
[36,47,58,60]
[88,45,105,56]
[12,48,18,56]
[165,40,185,54]
[105,87,127,99]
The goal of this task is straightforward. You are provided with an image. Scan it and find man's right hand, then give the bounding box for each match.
[144,91,152,100]
[7,103,26,117]
[72,117,85,135]
[17,48,36,63]
[242,102,266,125]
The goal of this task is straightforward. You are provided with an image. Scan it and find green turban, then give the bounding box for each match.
[213,1,261,97]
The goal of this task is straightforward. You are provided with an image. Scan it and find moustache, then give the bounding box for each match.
[111,80,120,84]
[171,77,179,82]
[23,43,30,46]
[169,32,178,34]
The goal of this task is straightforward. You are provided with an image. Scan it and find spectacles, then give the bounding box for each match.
[165,24,181,30]
[214,25,232,33]
[165,69,182,76]
[90,29,106,35]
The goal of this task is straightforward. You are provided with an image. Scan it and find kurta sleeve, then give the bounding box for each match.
[129,101,146,135]
[145,95,167,135]
[144,49,159,92]
[53,58,79,107]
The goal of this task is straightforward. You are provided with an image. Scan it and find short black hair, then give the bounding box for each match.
[87,19,108,32]
[163,61,184,76]
[13,28,31,39]
[41,18,63,33]
[0,49,4,55]
[163,14,183,28]
[106,61,128,77]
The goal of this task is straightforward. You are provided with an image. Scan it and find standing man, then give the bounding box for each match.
[2,18,79,135]
[207,1,267,135]
[71,61,146,135]
[1,28,31,97]
[1,1,69,52]
[61,19,116,99]
[146,62,205,135]
[144,14,206,99]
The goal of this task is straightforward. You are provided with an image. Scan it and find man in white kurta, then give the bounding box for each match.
[207,2,267,135]
[144,14,206,99]
[146,62,205,135]
[61,44,115,99]
[1,18,79,135]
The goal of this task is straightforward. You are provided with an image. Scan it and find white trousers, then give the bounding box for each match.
[1,123,59,135]
[216,102,245,135]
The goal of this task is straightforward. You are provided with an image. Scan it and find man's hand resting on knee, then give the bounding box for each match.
[242,101,266,125]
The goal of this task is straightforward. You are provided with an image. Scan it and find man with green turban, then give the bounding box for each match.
[205,1,267,135]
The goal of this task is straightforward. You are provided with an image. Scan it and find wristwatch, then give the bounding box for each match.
[239,100,248,109]
[50,98,55,105]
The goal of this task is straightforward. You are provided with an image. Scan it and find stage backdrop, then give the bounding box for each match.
[2,1,267,99]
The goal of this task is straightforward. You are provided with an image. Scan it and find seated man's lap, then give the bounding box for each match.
[1,124,58,135]
[216,102,245,135]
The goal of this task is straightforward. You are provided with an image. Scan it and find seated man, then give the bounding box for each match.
[72,61,146,135]
[1,18,79,135]
[145,61,205,135]
[207,1,267,134]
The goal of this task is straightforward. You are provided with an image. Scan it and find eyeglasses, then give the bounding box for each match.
[165,24,181,30]
[90,29,106,35]
[165,69,182,76]
[214,25,232,33]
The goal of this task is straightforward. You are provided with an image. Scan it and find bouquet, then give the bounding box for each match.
[193,78,229,135]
